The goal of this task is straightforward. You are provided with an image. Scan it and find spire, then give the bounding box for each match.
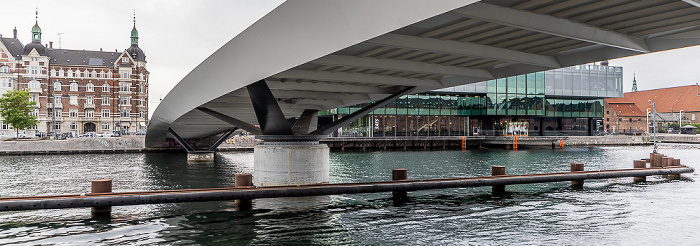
[131,10,139,45]
[31,8,41,42]
[631,73,638,92]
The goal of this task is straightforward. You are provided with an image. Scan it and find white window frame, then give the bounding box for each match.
[54,110,62,117]
[121,109,130,118]
[101,109,110,118]
[85,110,94,118]
[70,122,78,130]
[86,96,94,105]
[53,81,61,91]
[102,83,110,92]
[29,80,39,89]
[122,57,129,63]
[120,83,129,92]
[70,82,78,91]
[102,123,110,130]
[67,70,73,77]
[69,108,78,117]
[59,69,64,77]
[120,97,130,105]
[86,83,94,92]
[122,71,130,79]
[101,96,109,105]
[69,95,78,105]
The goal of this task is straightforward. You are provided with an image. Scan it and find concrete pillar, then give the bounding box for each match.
[491,166,506,194]
[570,163,584,188]
[392,169,408,201]
[234,174,253,210]
[253,141,329,187]
[187,151,215,163]
[91,179,112,215]
[633,160,646,182]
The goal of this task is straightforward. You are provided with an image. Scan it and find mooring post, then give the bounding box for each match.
[234,174,253,210]
[570,163,584,188]
[633,160,647,182]
[392,169,408,201]
[90,179,112,215]
[491,166,506,194]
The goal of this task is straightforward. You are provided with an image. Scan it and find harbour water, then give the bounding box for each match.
[0,144,698,245]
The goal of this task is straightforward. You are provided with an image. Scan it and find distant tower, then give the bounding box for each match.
[631,73,638,92]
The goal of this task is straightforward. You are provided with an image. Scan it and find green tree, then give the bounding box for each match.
[0,90,37,139]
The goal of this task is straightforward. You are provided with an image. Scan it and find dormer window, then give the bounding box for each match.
[122,57,129,63]
[59,69,64,77]
[67,70,73,77]
[86,82,94,92]
[53,81,61,91]
[91,71,97,78]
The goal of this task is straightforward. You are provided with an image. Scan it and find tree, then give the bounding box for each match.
[0,89,37,140]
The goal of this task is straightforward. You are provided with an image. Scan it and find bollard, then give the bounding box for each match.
[491,166,506,194]
[662,157,670,167]
[91,179,112,215]
[234,174,253,210]
[570,163,584,188]
[633,160,647,182]
[392,169,408,201]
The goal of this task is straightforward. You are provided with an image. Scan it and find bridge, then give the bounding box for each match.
[146,0,700,186]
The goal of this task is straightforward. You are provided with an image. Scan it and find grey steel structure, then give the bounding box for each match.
[147,0,700,149]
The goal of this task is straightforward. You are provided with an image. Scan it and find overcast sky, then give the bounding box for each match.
[2,1,700,116]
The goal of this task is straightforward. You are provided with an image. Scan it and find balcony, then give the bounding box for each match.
[82,117,98,121]
[84,104,95,109]
[28,87,42,93]
[118,90,131,95]
[47,103,63,109]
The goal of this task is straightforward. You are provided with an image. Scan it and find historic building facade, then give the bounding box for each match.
[0,16,148,137]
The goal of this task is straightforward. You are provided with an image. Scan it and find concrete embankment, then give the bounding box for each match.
[564,134,700,146]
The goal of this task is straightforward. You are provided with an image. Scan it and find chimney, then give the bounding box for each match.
[49,41,53,49]
[13,27,17,39]
[100,48,102,51]
[601,60,609,66]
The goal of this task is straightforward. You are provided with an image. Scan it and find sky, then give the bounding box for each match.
[2,1,700,117]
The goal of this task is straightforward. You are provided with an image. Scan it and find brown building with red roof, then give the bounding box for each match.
[604,84,700,134]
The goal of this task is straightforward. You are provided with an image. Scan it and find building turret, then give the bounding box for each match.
[23,9,46,56]
[126,13,146,61]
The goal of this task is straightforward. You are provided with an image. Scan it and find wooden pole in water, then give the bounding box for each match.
[570,163,584,188]
[392,169,408,201]
[633,160,647,182]
[668,158,681,180]
[234,174,253,210]
[91,179,112,215]
[492,166,506,194]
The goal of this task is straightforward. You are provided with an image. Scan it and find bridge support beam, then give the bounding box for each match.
[254,140,329,187]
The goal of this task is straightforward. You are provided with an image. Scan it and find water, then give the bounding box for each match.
[0,144,698,245]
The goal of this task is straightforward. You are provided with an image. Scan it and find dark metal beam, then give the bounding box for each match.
[292,109,319,134]
[247,80,294,135]
[196,107,263,135]
[207,128,239,152]
[168,128,195,152]
[310,86,415,136]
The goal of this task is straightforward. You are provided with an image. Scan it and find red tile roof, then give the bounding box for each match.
[606,101,646,116]
[621,84,700,113]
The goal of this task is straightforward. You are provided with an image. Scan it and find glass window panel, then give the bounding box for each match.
[517,75,526,94]
[563,67,573,96]
[545,71,555,95]
[507,77,517,94]
[487,80,497,93]
[581,69,590,96]
[554,69,564,95]
[497,94,507,115]
[546,98,555,117]
[527,73,536,95]
[536,72,545,94]
[487,94,497,115]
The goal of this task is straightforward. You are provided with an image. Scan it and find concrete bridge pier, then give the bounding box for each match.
[254,141,329,187]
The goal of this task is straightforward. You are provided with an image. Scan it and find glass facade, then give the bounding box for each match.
[323,65,621,137]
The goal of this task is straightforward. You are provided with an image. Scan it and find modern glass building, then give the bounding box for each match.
[323,64,622,137]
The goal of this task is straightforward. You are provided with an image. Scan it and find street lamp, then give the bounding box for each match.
[648,100,657,153]
[646,108,650,134]
[679,110,684,131]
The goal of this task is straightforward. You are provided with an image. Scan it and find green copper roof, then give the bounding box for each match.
[31,22,41,42]
[131,25,139,45]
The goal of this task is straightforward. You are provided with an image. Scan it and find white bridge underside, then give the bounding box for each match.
[147,0,700,147]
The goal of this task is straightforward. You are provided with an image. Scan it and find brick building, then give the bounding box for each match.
[0,15,148,137]
[604,84,700,134]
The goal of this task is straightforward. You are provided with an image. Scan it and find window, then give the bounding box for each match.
[120,83,129,91]
[54,110,62,117]
[100,71,105,78]
[0,66,10,73]
[101,109,110,118]
[102,123,110,130]
[54,123,61,130]
[122,57,129,63]
[53,95,61,103]
[69,95,78,105]
[139,98,144,106]
[102,83,110,92]
[0,78,11,88]
[120,97,130,105]
[139,84,144,93]
[122,71,130,79]
[70,82,78,91]
[101,96,109,105]
[50,69,56,76]
[85,110,94,118]
[107,71,112,78]
[69,109,78,117]
[0,121,8,130]
[86,96,94,105]
[70,123,78,130]
[53,81,61,91]
[30,94,38,103]
[29,80,39,89]
[30,66,38,74]
[81,70,86,77]
[86,83,94,92]
[59,69,64,77]
[629,118,632,122]
[91,71,97,78]
[139,111,145,118]
[31,109,38,117]
[121,109,130,118]
[67,70,73,77]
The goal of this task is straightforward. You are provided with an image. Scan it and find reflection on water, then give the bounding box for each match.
[0,144,698,245]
